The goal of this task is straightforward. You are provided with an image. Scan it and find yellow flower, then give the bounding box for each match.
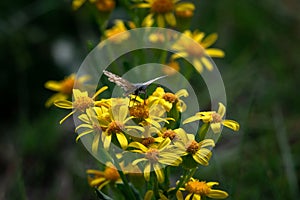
[129,138,184,183]
[183,102,240,133]
[86,162,122,190]
[94,0,115,12]
[129,100,173,129]
[177,178,228,200]
[175,3,195,18]
[148,87,188,112]
[176,128,215,166]
[135,0,195,27]
[72,0,115,11]
[54,87,108,124]
[44,74,89,107]
[75,107,108,153]
[99,99,145,150]
[172,30,225,73]
[104,20,136,43]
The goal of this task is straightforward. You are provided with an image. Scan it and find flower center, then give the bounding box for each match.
[163,93,178,103]
[73,96,94,112]
[151,0,174,14]
[95,0,115,12]
[186,43,205,57]
[186,140,199,154]
[145,148,159,163]
[129,104,149,119]
[162,129,177,140]
[61,77,75,94]
[185,180,210,195]
[142,137,155,147]
[106,121,124,135]
[104,167,120,181]
[212,113,222,123]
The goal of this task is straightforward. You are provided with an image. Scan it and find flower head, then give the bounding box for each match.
[148,87,188,112]
[135,0,194,27]
[183,102,240,133]
[172,30,225,73]
[129,138,184,183]
[44,74,89,107]
[54,87,108,124]
[104,20,135,43]
[177,178,228,200]
[87,162,122,190]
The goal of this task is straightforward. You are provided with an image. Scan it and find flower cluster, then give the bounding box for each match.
[44,0,241,199]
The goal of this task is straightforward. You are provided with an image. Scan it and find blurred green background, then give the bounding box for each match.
[1,0,300,199]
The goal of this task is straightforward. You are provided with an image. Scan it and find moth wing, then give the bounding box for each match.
[103,70,136,93]
[141,75,168,86]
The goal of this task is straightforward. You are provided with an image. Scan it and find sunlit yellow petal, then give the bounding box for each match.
[59,110,76,124]
[92,86,108,99]
[54,100,73,109]
[45,93,68,107]
[206,48,225,58]
[207,190,229,199]
[165,12,176,26]
[222,120,240,131]
[183,115,200,124]
[116,132,128,149]
[44,81,62,91]
[217,102,226,117]
[128,142,148,152]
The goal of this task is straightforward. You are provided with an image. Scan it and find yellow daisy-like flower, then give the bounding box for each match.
[75,107,108,153]
[54,87,108,124]
[172,30,225,73]
[176,128,215,166]
[129,138,184,183]
[129,100,173,129]
[72,0,115,12]
[148,87,188,112]
[135,0,194,27]
[104,20,136,43]
[177,178,228,200]
[86,162,122,190]
[183,102,240,133]
[176,178,228,200]
[44,74,89,107]
[99,99,145,150]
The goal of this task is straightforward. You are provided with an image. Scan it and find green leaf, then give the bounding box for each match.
[95,189,114,200]
[117,182,142,200]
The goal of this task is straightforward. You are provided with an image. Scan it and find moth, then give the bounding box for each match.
[103,70,167,96]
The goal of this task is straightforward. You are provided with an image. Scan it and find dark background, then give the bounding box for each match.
[1,0,300,199]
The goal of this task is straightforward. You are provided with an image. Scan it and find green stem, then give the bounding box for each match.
[174,167,197,192]
[111,150,136,200]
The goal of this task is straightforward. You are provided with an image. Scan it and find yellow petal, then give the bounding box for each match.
[116,132,128,149]
[206,48,225,58]
[193,59,203,74]
[76,129,94,142]
[45,93,68,107]
[201,33,218,48]
[92,133,101,153]
[59,110,75,124]
[128,142,148,152]
[44,81,62,91]
[183,115,200,124]
[218,102,226,117]
[165,12,176,26]
[207,190,229,199]
[222,120,240,131]
[201,56,214,71]
[153,163,164,183]
[157,14,165,27]
[103,134,112,150]
[144,163,151,181]
[54,100,73,109]
[210,122,222,133]
[92,86,108,99]
[176,2,195,11]
[144,190,154,200]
